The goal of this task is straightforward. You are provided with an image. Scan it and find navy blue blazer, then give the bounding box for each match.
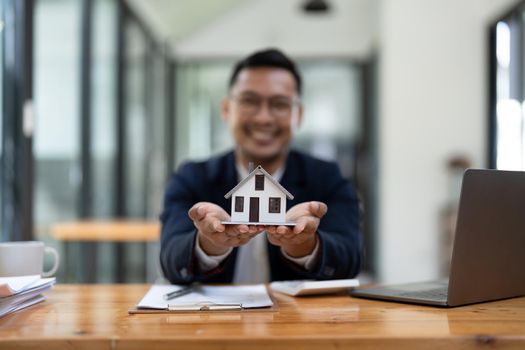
[160,150,362,284]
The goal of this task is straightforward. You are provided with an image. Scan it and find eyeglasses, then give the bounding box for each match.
[230,93,300,118]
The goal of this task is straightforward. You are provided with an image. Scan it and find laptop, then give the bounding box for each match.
[351,169,525,307]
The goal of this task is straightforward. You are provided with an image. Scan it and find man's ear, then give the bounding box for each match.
[297,104,304,127]
[292,103,304,131]
[221,97,230,122]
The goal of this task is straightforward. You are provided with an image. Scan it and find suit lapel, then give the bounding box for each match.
[209,151,238,212]
[280,150,306,207]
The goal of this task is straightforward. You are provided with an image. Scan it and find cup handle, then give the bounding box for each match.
[43,246,60,277]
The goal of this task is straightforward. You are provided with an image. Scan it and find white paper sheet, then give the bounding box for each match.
[0,294,45,318]
[0,275,41,297]
[137,284,273,310]
[0,276,56,298]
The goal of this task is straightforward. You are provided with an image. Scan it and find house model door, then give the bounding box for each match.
[249,197,259,222]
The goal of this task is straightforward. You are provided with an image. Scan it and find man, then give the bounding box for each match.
[160,48,361,284]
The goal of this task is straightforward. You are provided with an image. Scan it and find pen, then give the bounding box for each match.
[163,286,193,300]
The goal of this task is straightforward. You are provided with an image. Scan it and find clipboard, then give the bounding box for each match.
[128,302,278,314]
[128,284,277,314]
[129,301,242,314]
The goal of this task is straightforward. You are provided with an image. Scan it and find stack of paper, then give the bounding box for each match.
[0,275,56,318]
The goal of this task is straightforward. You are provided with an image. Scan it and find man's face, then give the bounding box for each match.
[222,67,303,163]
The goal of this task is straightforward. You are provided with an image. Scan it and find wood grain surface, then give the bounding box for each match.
[50,221,160,242]
[0,284,524,349]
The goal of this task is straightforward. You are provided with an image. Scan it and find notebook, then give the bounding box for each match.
[270,279,359,296]
[351,169,525,307]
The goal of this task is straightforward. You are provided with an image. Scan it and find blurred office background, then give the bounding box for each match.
[0,0,523,283]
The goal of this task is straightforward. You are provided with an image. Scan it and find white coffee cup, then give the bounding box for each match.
[0,241,60,277]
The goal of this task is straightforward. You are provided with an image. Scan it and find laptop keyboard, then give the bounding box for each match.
[395,286,449,301]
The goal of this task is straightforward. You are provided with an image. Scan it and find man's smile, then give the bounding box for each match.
[246,128,280,145]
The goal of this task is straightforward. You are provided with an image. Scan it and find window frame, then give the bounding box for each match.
[268,197,281,214]
[488,1,525,170]
[1,0,34,241]
[255,174,264,190]
[235,196,244,212]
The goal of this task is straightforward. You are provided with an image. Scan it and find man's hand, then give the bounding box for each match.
[266,201,328,258]
[189,202,265,256]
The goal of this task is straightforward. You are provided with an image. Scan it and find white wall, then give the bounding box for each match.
[378,0,520,283]
[174,0,378,60]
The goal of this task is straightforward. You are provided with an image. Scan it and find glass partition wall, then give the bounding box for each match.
[0,1,5,240]
[6,0,377,281]
[33,0,82,271]
[490,2,525,170]
[32,0,172,282]
[91,0,117,220]
[1,0,34,243]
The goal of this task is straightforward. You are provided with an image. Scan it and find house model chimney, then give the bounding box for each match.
[248,162,254,173]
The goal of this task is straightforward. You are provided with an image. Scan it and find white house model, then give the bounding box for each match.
[223,165,295,225]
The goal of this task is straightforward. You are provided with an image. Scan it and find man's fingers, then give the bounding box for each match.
[213,221,225,233]
[293,219,306,234]
[310,201,328,218]
[276,225,291,235]
[266,226,276,234]
[226,235,254,247]
[188,204,207,221]
[203,217,218,233]
[237,225,249,234]
[293,216,320,234]
[230,231,258,240]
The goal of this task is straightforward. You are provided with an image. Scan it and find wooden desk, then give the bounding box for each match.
[50,221,160,282]
[1,285,524,349]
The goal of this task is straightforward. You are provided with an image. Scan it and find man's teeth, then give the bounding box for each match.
[251,131,273,141]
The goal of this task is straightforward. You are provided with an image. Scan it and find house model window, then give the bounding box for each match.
[235,196,244,212]
[269,197,281,213]
[222,165,295,226]
[255,175,264,190]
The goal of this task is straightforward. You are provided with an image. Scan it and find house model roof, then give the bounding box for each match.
[224,165,294,200]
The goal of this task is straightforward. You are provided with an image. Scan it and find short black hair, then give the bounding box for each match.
[228,48,302,95]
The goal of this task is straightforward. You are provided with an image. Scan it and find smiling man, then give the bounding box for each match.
[160,49,362,284]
